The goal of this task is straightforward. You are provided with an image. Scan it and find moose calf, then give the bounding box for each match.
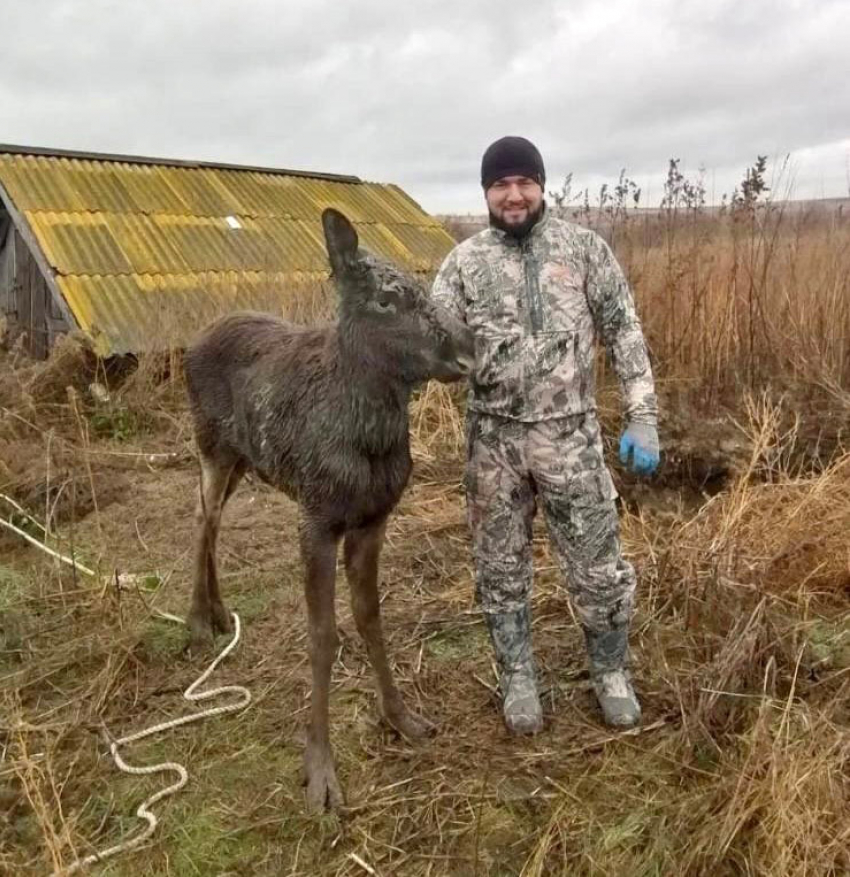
[183,209,473,810]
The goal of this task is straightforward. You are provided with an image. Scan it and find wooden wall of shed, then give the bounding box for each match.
[0,215,70,358]
[0,211,13,319]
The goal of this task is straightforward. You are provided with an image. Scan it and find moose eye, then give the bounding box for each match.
[370,298,396,314]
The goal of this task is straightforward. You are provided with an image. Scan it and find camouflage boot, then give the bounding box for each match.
[584,627,641,729]
[484,607,543,735]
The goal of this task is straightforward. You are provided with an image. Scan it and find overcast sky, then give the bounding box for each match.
[2,0,849,214]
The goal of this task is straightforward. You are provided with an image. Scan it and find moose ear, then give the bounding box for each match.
[322,208,359,276]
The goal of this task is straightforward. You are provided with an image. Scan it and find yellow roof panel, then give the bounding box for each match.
[0,155,84,211]
[27,211,135,275]
[57,271,330,355]
[119,164,195,215]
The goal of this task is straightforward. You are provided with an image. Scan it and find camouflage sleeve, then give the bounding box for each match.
[431,246,467,322]
[585,233,658,426]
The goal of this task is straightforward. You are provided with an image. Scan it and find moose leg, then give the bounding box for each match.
[344,520,436,739]
[187,455,244,646]
[206,462,245,628]
[300,520,344,811]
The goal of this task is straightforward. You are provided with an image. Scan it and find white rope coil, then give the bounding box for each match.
[58,613,251,875]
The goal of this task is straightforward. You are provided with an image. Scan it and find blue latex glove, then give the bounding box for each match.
[619,422,660,476]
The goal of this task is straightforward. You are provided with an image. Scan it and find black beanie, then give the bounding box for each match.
[481,136,546,191]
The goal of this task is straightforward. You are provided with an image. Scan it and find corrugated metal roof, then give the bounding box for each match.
[57,270,332,354]
[0,146,454,355]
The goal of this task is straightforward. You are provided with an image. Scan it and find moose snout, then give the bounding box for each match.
[455,327,474,375]
[439,323,474,382]
[427,305,475,382]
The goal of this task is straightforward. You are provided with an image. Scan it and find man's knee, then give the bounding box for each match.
[571,565,636,632]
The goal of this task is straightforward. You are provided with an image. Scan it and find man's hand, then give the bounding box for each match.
[619,423,659,476]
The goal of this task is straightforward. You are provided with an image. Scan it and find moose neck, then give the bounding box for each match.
[335,321,412,455]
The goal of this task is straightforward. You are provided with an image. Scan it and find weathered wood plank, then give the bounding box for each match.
[0,217,14,315]
[0,180,79,348]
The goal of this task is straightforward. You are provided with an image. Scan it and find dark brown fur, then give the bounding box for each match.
[182,209,472,810]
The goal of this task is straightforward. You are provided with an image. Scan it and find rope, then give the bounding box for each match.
[1,494,252,872]
[57,612,252,875]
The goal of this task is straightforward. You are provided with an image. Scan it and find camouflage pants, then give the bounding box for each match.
[465,412,636,633]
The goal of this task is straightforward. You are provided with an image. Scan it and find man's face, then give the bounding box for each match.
[485,175,544,237]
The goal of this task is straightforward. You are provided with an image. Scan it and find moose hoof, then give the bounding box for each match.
[386,706,437,740]
[303,749,344,812]
[186,610,216,651]
[186,602,232,651]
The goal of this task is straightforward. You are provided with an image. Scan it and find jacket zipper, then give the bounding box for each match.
[521,239,544,335]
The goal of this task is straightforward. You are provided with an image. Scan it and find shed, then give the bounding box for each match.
[0,144,455,358]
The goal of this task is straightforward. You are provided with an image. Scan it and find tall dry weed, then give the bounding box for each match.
[525,403,849,875]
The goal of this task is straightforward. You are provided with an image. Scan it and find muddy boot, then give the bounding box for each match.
[484,607,543,735]
[584,627,641,729]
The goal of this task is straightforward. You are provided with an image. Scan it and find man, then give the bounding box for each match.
[432,136,659,733]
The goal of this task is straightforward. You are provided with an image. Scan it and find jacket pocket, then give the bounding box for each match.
[532,329,575,378]
[473,332,519,391]
[567,466,619,507]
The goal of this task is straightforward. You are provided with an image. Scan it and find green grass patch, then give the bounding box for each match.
[89,728,313,876]
[807,618,850,669]
[0,564,28,665]
[426,623,489,662]
[0,563,27,608]
[140,617,187,660]
[230,589,271,624]
[89,406,150,443]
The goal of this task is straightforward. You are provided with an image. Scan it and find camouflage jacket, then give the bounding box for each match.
[432,211,657,425]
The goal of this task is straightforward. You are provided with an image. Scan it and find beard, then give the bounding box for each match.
[488,201,545,239]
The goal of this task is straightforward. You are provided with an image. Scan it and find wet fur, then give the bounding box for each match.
[185,314,412,532]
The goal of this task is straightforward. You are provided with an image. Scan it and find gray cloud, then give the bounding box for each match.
[1,0,848,213]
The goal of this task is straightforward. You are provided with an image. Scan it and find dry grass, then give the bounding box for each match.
[599,201,850,409]
[2,206,849,875]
